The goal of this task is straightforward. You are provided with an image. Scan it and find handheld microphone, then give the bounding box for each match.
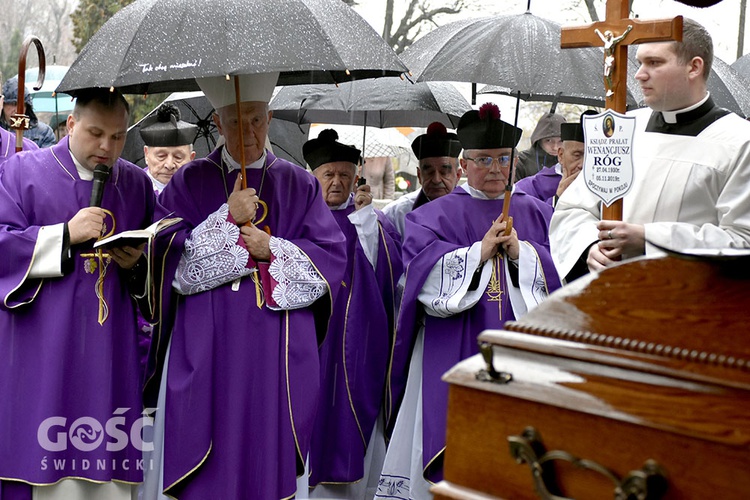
[90,164,111,207]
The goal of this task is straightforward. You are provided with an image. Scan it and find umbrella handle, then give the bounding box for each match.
[502,193,513,236]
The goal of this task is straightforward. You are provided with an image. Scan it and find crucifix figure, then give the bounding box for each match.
[595,25,632,96]
[561,0,683,220]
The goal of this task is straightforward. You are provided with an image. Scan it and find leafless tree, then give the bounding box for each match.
[0,0,77,79]
[382,0,466,53]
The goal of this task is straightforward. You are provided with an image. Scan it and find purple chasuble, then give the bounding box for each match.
[0,137,156,491]
[388,188,560,483]
[514,165,562,205]
[147,148,346,499]
[309,202,402,486]
[0,126,37,162]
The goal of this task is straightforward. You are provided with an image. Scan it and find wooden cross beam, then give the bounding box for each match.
[561,0,682,220]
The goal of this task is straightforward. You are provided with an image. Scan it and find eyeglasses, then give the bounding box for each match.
[464,155,511,168]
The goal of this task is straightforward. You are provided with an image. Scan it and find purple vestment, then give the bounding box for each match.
[146,148,346,499]
[388,188,560,483]
[309,202,403,487]
[0,138,156,493]
[514,165,561,205]
[0,126,37,162]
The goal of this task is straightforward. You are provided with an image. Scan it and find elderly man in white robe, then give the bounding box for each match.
[551,18,750,282]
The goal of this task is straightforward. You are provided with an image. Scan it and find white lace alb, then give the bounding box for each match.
[268,237,327,309]
[175,204,252,294]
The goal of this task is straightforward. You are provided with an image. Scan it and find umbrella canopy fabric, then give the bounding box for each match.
[122,91,309,167]
[57,0,408,95]
[401,12,631,107]
[18,66,75,113]
[479,50,750,117]
[311,123,413,159]
[270,78,471,128]
[731,53,750,81]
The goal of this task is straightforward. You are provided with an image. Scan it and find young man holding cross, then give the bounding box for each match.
[551,19,750,282]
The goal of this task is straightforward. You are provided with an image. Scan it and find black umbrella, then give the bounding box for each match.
[57,0,408,95]
[270,77,472,129]
[401,12,611,105]
[479,49,750,117]
[122,92,309,167]
[688,56,750,118]
[731,53,750,81]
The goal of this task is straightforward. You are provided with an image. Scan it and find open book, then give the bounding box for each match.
[93,216,182,249]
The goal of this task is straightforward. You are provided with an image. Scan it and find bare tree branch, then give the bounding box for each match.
[383,0,465,54]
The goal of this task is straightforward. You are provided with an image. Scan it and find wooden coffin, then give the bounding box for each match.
[432,254,750,500]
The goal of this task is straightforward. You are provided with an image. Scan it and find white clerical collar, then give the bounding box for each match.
[222,147,266,172]
[461,182,506,200]
[146,170,166,194]
[330,193,354,211]
[660,92,710,124]
[69,148,94,181]
[554,162,562,175]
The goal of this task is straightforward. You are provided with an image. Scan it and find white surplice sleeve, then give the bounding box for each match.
[347,204,379,270]
[265,236,327,310]
[419,242,490,318]
[28,223,65,278]
[506,241,552,319]
[173,204,253,295]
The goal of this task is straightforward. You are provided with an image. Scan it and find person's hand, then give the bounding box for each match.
[354,184,373,210]
[480,214,515,262]
[227,175,258,225]
[109,243,146,270]
[499,227,519,261]
[586,243,613,272]
[587,221,646,271]
[556,169,581,198]
[68,207,106,245]
[240,224,271,261]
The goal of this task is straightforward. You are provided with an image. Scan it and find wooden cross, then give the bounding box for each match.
[561,1,682,220]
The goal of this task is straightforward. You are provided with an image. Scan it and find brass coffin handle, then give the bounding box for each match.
[508,427,668,500]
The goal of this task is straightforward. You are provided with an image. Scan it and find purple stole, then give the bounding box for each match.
[388,188,560,483]
[147,148,347,499]
[309,203,402,486]
[0,137,156,490]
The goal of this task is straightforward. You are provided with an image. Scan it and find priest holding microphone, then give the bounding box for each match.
[0,87,157,499]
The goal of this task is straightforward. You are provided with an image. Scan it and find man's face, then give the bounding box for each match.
[460,148,513,199]
[417,156,461,200]
[67,101,129,171]
[214,101,271,164]
[144,144,195,184]
[557,140,585,177]
[635,42,696,111]
[539,136,562,156]
[313,161,358,207]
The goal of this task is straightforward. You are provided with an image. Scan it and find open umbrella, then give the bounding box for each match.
[19,66,75,114]
[479,53,750,118]
[122,91,310,167]
[678,56,750,118]
[270,77,471,128]
[731,53,750,81]
[311,124,413,159]
[401,12,612,106]
[57,0,408,95]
